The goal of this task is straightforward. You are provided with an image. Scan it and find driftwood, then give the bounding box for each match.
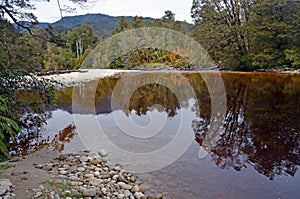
[37,69,88,76]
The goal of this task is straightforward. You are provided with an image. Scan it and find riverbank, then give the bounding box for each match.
[43,69,138,88]
[44,68,300,89]
[0,149,164,199]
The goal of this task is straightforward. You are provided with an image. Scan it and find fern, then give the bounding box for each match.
[0,95,21,157]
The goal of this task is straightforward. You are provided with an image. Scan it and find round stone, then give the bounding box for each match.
[59,170,67,175]
[98,149,108,157]
[124,190,131,197]
[77,167,85,172]
[134,192,145,199]
[117,182,132,190]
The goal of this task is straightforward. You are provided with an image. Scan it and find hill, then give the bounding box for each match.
[39,13,156,37]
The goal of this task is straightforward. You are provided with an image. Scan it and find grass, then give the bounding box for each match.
[42,180,84,198]
[0,163,15,171]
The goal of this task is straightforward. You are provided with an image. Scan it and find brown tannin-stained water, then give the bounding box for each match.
[16,72,300,198]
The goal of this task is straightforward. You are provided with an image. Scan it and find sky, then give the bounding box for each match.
[32,0,194,23]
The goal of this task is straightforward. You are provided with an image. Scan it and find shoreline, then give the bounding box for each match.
[43,68,300,88]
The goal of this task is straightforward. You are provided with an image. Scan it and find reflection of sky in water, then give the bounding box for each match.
[39,106,300,198]
[37,72,300,199]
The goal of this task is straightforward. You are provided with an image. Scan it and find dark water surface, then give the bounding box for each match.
[20,72,300,198]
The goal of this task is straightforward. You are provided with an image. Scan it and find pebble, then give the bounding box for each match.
[98,149,108,157]
[83,188,97,197]
[117,175,127,183]
[118,193,125,199]
[124,190,131,197]
[79,156,89,163]
[34,164,43,169]
[134,192,145,199]
[58,170,67,175]
[42,164,53,171]
[94,171,100,176]
[89,178,103,186]
[77,167,85,172]
[30,152,164,198]
[130,176,136,183]
[118,182,132,190]
[132,185,140,192]
[84,174,94,179]
[90,158,101,165]
[114,165,122,171]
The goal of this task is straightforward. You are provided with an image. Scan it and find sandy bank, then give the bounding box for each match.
[43,69,138,88]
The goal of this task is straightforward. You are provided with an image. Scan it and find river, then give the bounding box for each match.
[12,71,300,198]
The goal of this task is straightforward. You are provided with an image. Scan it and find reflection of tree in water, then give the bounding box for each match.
[9,90,76,156]
[13,72,300,180]
[50,125,76,152]
[129,83,179,117]
[9,91,53,156]
[193,73,300,180]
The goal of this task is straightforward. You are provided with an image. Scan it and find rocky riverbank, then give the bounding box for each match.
[0,149,165,199]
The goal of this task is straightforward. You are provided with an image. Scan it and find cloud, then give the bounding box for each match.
[33,0,193,23]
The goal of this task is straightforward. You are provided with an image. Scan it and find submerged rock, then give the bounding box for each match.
[98,149,108,157]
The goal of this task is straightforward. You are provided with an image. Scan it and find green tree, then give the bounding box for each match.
[112,16,131,34]
[131,16,144,28]
[64,23,99,68]
[191,0,300,70]
[191,0,253,70]
[162,10,175,21]
[249,0,300,69]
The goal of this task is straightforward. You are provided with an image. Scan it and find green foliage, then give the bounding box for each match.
[0,95,21,157]
[109,13,191,69]
[284,49,300,69]
[0,18,57,156]
[191,0,300,70]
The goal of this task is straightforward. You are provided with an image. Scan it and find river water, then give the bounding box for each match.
[15,72,300,198]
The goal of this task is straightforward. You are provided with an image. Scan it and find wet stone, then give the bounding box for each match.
[98,149,108,157]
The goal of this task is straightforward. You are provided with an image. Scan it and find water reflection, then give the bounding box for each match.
[53,72,300,180]
[193,73,300,180]
[12,72,300,198]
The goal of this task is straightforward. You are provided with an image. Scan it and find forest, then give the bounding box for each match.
[0,0,299,156]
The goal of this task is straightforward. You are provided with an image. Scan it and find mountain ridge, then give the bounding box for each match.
[36,13,156,37]
[19,13,192,37]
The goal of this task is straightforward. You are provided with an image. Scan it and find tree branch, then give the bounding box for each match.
[0,5,35,36]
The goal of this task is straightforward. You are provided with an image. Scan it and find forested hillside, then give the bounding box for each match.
[42,14,156,37]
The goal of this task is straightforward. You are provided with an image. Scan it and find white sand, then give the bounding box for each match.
[44,69,137,88]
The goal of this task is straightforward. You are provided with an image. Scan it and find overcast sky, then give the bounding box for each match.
[32,0,194,23]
